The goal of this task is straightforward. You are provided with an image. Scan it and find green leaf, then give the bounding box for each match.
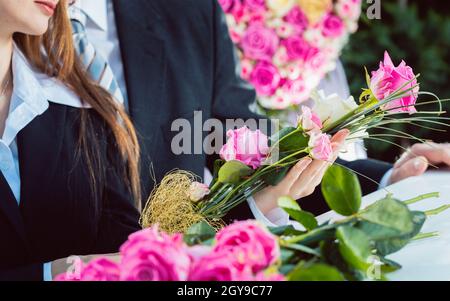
[278,196,318,231]
[375,211,427,256]
[364,66,371,88]
[321,165,362,216]
[268,225,305,236]
[358,197,415,240]
[288,263,345,281]
[379,257,402,274]
[282,223,341,247]
[271,127,309,152]
[183,221,216,245]
[217,160,253,184]
[336,226,372,271]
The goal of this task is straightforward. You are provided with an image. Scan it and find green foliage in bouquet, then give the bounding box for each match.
[184,164,449,281]
[275,165,446,281]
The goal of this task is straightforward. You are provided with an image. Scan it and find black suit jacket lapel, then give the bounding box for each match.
[113,0,166,137]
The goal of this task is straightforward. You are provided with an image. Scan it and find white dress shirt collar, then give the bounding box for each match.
[73,0,108,32]
[4,44,89,145]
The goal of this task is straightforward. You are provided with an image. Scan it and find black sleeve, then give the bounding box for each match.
[0,264,43,281]
[92,134,141,254]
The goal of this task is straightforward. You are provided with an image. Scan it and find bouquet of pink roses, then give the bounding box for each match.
[56,221,284,281]
[141,51,447,234]
[58,172,450,281]
[219,0,362,110]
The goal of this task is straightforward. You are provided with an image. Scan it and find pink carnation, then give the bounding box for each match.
[119,227,191,281]
[220,127,269,169]
[212,220,280,273]
[249,61,282,96]
[309,132,333,161]
[241,23,279,61]
[370,51,419,113]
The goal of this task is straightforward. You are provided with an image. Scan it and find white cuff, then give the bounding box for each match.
[43,262,52,281]
[379,168,393,189]
[247,196,290,227]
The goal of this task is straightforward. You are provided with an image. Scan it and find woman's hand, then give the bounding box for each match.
[252,129,350,215]
[51,253,120,280]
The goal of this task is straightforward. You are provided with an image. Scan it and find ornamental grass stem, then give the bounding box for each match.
[403,192,440,205]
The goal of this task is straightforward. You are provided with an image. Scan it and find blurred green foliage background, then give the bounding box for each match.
[342,0,450,162]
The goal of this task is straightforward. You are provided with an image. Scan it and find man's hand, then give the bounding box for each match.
[389,142,450,185]
[253,129,350,215]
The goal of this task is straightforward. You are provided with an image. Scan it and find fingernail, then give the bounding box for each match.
[414,158,424,170]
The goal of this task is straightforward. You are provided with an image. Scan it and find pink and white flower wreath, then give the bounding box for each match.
[219,0,362,110]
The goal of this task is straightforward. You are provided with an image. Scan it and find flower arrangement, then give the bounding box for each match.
[57,166,450,281]
[56,221,284,281]
[140,52,447,235]
[218,0,362,110]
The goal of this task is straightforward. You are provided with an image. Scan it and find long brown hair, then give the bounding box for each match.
[14,1,141,210]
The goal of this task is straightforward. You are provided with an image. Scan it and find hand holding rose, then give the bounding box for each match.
[252,129,349,215]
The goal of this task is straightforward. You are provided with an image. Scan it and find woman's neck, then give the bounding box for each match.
[0,33,13,90]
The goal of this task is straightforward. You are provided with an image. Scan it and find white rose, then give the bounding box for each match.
[266,0,296,17]
[311,90,359,126]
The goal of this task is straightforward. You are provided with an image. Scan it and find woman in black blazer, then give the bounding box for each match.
[0,0,141,280]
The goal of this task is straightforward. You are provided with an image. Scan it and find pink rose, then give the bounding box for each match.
[370,51,419,113]
[242,0,266,12]
[189,252,254,281]
[219,127,270,169]
[218,0,235,13]
[282,36,319,62]
[188,182,210,202]
[284,6,309,33]
[309,132,333,161]
[212,220,280,273]
[299,106,323,132]
[79,258,120,281]
[186,245,213,262]
[249,61,282,96]
[321,14,345,38]
[119,227,191,281]
[241,23,279,61]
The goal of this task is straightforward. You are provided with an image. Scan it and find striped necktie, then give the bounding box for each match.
[69,7,124,104]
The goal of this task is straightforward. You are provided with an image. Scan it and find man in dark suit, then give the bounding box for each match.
[72,0,450,218]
